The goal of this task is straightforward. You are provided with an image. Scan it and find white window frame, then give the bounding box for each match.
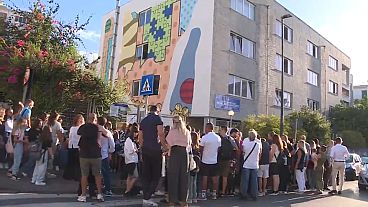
[307,99,320,111]
[307,41,318,58]
[307,69,319,86]
[230,32,255,59]
[136,43,149,61]
[228,75,255,99]
[132,80,141,97]
[275,20,293,42]
[328,80,338,95]
[275,89,292,108]
[275,54,293,75]
[328,56,338,70]
[230,0,255,20]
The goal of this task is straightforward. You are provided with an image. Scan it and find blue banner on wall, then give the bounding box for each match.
[215,95,241,112]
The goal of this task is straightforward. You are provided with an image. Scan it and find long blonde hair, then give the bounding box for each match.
[172,115,188,136]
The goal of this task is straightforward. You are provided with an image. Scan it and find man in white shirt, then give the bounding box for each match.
[241,129,262,201]
[199,123,221,200]
[329,137,349,195]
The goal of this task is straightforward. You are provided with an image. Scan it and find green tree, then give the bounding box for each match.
[241,114,290,138]
[338,130,366,149]
[287,106,331,144]
[0,1,127,116]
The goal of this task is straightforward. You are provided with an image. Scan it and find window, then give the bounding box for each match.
[228,75,255,99]
[328,80,338,95]
[362,90,367,99]
[275,20,293,42]
[275,89,292,108]
[139,9,151,26]
[275,54,293,75]
[342,87,349,97]
[132,80,141,96]
[136,43,149,61]
[230,33,255,59]
[307,99,320,111]
[230,0,255,20]
[307,41,318,58]
[307,70,318,86]
[328,56,338,70]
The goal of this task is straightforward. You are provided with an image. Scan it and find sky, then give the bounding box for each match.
[5,0,368,85]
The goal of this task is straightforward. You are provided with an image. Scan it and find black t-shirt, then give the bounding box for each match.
[140,113,163,151]
[25,128,41,143]
[42,137,52,150]
[259,141,270,165]
[77,123,101,158]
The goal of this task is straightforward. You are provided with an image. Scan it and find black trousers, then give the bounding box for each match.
[279,165,291,191]
[141,148,162,200]
[168,146,189,203]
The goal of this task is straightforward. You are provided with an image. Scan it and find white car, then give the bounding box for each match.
[358,163,368,190]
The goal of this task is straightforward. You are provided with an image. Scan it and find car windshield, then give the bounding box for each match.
[346,155,354,163]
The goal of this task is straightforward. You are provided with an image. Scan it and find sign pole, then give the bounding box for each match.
[144,95,149,117]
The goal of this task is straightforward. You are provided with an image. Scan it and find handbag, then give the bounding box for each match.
[5,135,14,154]
[189,149,197,171]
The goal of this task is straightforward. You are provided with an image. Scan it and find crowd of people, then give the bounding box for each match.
[0,103,351,207]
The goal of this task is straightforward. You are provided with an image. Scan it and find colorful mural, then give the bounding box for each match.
[116,0,209,117]
[100,18,114,82]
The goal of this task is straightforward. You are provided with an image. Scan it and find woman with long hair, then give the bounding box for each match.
[294,140,307,193]
[2,109,13,170]
[32,125,53,185]
[47,112,63,171]
[63,114,84,181]
[10,118,27,180]
[166,116,191,207]
[279,140,291,193]
[188,132,200,204]
[269,134,284,195]
[124,125,139,196]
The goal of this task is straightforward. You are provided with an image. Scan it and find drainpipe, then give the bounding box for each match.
[265,5,270,115]
[110,0,120,85]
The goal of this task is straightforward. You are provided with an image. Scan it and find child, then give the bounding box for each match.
[10,118,27,180]
[123,126,139,196]
[32,125,53,185]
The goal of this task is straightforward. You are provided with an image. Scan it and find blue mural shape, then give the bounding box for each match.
[163,4,173,18]
[170,28,201,112]
[180,0,198,32]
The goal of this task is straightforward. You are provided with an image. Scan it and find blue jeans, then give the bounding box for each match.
[240,168,258,199]
[12,143,23,176]
[188,174,197,200]
[101,158,111,192]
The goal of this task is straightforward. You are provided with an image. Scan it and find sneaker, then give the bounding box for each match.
[77,195,87,202]
[47,172,57,178]
[211,192,217,200]
[21,172,27,177]
[198,192,207,201]
[97,194,104,202]
[337,191,342,195]
[258,192,265,197]
[143,199,158,207]
[35,181,46,186]
[105,190,113,197]
[296,191,305,195]
[11,175,20,181]
[193,199,198,203]
[55,166,60,172]
[328,190,337,195]
[6,171,12,177]
[31,180,35,184]
[155,190,165,196]
[270,191,279,196]
[187,199,192,204]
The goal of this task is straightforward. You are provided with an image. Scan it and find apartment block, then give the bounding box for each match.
[98,0,352,129]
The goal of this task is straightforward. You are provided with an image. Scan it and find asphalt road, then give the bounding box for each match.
[0,181,367,207]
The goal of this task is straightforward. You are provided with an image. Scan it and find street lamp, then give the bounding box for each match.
[280,14,292,135]
[228,110,235,128]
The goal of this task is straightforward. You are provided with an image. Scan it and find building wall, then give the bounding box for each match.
[101,0,215,117]
[353,85,368,100]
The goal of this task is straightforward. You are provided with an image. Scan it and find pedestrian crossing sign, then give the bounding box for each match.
[140,74,155,96]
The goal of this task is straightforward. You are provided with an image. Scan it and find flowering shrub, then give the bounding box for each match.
[0,0,126,115]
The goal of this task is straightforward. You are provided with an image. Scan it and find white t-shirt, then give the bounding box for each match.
[68,126,81,149]
[242,138,262,169]
[5,118,13,133]
[50,121,62,145]
[124,137,139,164]
[200,132,221,164]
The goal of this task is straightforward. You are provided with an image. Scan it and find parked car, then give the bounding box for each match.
[362,156,368,165]
[358,163,368,190]
[345,153,363,181]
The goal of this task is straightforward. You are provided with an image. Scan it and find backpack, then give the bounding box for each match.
[29,140,43,160]
[220,137,235,161]
[275,150,288,166]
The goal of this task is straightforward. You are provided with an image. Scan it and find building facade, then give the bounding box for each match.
[97,0,352,129]
[353,85,368,101]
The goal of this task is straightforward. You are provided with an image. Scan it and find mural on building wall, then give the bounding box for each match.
[100,18,114,82]
[118,0,200,116]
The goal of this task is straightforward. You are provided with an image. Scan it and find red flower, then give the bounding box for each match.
[38,50,48,58]
[67,59,75,66]
[17,40,25,47]
[51,60,60,65]
[12,68,22,75]
[52,20,60,25]
[36,13,44,21]
[24,32,30,39]
[7,75,18,84]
